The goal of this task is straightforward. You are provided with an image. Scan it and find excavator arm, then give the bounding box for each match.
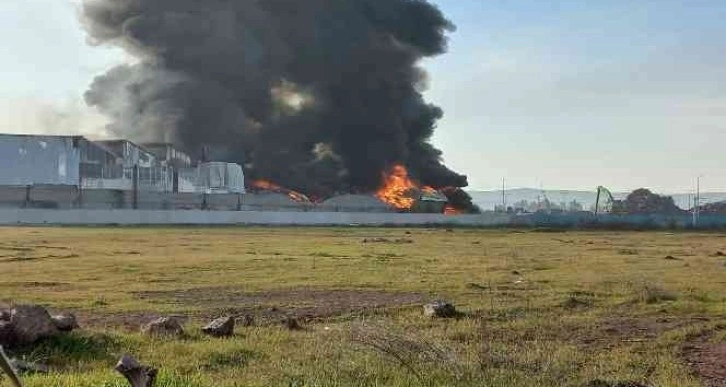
[595,186,615,215]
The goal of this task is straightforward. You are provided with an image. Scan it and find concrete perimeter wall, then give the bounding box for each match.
[0,186,311,212]
[0,209,509,226]
[2,209,726,228]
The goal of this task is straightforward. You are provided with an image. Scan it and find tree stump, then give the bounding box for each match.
[115,355,157,387]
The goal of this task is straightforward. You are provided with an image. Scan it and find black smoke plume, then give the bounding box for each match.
[82,0,471,201]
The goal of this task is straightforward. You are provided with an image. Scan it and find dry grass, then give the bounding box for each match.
[0,227,724,386]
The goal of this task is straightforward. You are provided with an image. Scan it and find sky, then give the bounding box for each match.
[1,0,725,193]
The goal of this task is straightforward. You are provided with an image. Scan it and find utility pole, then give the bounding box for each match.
[693,176,701,228]
[696,176,701,226]
[502,178,506,211]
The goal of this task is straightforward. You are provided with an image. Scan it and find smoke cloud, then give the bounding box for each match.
[81,0,469,198]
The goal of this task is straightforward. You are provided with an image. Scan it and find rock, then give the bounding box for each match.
[141,317,184,337]
[0,320,15,347]
[423,301,457,318]
[283,317,302,331]
[0,310,9,321]
[664,255,681,261]
[52,313,78,332]
[10,358,49,374]
[10,305,59,344]
[202,316,235,338]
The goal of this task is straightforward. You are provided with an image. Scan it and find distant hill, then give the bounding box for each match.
[467,188,726,211]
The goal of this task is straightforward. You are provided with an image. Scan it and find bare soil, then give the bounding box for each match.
[683,331,726,387]
[80,288,427,329]
[580,316,711,348]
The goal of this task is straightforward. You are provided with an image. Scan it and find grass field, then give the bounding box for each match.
[0,227,725,386]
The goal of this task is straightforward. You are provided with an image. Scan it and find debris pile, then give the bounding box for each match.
[611,189,684,215]
[696,201,726,215]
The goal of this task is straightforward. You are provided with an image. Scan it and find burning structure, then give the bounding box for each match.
[81,0,478,213]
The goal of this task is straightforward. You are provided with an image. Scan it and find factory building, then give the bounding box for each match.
[95,140,157,168]
[178,162,246,194]
[140,143,192,169]
[0,134,83,186]
[0,133,245,194]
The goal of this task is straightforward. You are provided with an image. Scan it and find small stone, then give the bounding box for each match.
[423,301,457,318]
[10,359,49,374]
[202,316,235,338]
[10,305,59,344]
[52,313,79,332]
[141,317,184,337]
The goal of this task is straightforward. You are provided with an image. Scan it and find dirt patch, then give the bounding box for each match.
[683,331,726,387]
[362,237,414,244]
[79,312,189,331]
[125,288,427,325]
[0,281,71,289]
[577,317,710,349]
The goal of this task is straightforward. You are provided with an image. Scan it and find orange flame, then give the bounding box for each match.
[250,179,310,203]
[375,164,418,210]
[444,205,463,215]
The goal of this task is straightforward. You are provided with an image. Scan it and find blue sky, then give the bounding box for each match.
[1,1,725,192]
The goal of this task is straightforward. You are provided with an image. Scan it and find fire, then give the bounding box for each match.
[250,179,310,203]
[444,205,463,215]
[375,164,418,210]
[422,186,437,194]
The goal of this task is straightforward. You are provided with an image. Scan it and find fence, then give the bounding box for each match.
[4,185,726,228]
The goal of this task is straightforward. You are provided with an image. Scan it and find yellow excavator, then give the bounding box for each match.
[594,186,615,215]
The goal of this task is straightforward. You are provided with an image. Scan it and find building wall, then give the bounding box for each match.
[0,135,81,186]
[96,140,156,168]
[178,163,246,194]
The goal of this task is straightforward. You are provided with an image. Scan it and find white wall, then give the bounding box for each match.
[0,135,81,186]
[0,209,509,226]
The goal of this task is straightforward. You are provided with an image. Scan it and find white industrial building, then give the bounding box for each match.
[0,133,245,194]
[0,134,83,186]
[178,162,246,194]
